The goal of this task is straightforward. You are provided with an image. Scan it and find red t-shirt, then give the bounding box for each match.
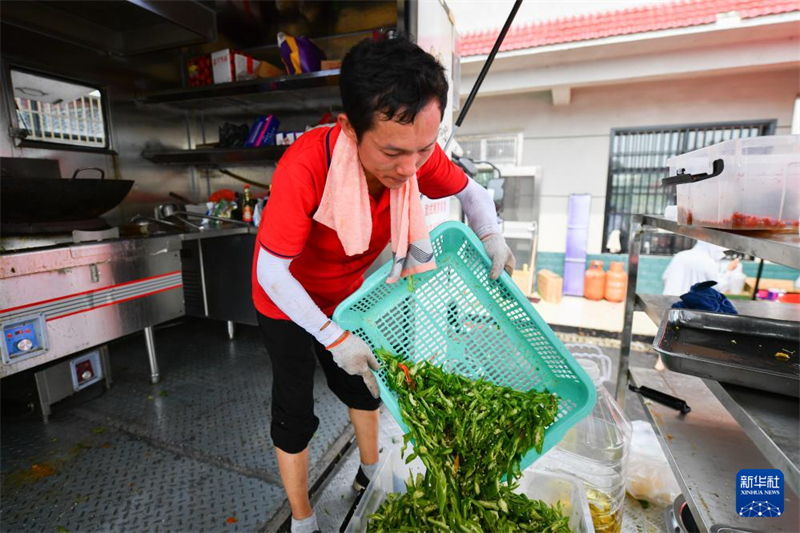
[252,124,467,320]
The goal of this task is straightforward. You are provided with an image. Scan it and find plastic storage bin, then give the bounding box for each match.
[666,135,800,230]
[343,447,595,533]
[333,222,596,471]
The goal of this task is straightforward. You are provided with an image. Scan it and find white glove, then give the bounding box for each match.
[481,233,516,280]
[327,332,381,398]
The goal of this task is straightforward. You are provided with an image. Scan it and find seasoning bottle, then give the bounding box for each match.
[242,185,253,224]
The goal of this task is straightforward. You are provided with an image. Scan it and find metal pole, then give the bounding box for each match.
[444,0,523,152]
[616,215,643,406]
[227,321,236,341]
[144,326,160,384]
[751,258,764,300]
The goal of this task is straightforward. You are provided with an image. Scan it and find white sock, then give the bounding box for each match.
[361,461,379,480]
[291,512,319,533]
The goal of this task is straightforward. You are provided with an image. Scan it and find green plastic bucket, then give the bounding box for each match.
[333,221,596,469]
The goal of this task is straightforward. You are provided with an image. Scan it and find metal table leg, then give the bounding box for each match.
[615,215,643,406]
[100,345,113,389]
[34,372,52,423]
[144,326,160,384]
[227,321,235,340]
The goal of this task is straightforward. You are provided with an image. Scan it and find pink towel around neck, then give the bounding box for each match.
[312,130,436,283]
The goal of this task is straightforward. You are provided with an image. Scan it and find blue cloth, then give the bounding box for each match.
[672,281,738,314]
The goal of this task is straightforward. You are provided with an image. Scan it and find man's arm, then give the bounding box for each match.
[256,249,380,397]
[455,178,501,238]
[256,248,344,346]
[455,178,516,279]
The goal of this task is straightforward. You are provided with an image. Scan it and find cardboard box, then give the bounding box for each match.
[743,277,797,296]
[511,264,535,297]
[256,61,285,79]
[321,59,342,70]
[537,270,563,303]
[276,131,305,146]
[212,49,260,84]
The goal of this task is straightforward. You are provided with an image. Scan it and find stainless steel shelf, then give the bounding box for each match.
[179,226,256,242]
[636,294,800,326]
[630,367,800,533]
[641,215,800,270]
[136,69,341,111]
[142,145,288,165]
[704,380,800,496]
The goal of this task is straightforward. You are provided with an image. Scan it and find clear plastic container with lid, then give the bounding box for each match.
[666,135,800,231]
[535,359,632,533]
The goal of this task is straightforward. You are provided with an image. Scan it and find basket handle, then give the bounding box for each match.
[662,158,724,186]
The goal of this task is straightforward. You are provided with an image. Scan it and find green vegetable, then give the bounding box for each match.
[367,350,569,532]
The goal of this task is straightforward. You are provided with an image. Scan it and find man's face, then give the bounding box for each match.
[340,99,441,190]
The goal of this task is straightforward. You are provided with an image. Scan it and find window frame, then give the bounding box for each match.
[456,132,523,167]
[1,59,117,154]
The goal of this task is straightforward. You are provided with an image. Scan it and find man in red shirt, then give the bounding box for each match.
[253,37,514,533]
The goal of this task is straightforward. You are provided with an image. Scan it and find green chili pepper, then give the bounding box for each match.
[367,350,569,533]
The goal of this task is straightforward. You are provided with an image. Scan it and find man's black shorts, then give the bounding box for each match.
[257,313,381,454]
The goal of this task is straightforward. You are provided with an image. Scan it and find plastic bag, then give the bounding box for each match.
[626,420,681,507]
[278,32,326,74]
[218,123,250,148]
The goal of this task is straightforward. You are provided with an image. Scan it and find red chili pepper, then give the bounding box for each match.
[397,363,416,390]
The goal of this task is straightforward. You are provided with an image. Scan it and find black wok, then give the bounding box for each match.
[1,164,133,224]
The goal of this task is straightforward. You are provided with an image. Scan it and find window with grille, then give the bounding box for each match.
[603,121,776,254]
[457,134,522,166]
[11,69,108,149]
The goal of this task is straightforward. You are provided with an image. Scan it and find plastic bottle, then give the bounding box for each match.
[604,262,628,302]
[584,260,606,301]
[536,359,631,533]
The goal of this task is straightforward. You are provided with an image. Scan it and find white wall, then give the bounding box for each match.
[457,67,800,253]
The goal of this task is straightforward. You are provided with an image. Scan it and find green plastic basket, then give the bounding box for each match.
[333,221,596,470]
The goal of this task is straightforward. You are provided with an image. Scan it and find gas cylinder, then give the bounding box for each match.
[584,260,606,301]
[605,262,628,302]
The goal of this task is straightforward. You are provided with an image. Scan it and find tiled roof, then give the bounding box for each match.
[460,0,800,56]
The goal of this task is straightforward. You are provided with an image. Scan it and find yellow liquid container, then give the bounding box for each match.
[535,359,631,533]
[586,487,623,533]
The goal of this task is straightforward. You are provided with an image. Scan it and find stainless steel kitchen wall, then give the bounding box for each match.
[0,1,399,226]
[0,20,196,227]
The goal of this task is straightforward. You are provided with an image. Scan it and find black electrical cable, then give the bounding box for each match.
[454,0,523,131]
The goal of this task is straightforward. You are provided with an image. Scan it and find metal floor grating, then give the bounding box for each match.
[1,318,355,533]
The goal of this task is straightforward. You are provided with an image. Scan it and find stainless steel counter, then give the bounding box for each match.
[704,380,800,495]
[636,294,800,326]
[178,225,257,241]
[630,367,800,533]
[1,235,184,380]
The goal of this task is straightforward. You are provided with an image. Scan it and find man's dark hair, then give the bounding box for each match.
[340,36,448,140]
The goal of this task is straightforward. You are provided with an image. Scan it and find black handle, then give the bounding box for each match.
[629,384,691,414]
[71,167,105,180]
[662,158,724,186]
[169,191,193,204]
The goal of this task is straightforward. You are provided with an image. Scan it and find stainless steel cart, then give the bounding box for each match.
[616,214,800,532]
